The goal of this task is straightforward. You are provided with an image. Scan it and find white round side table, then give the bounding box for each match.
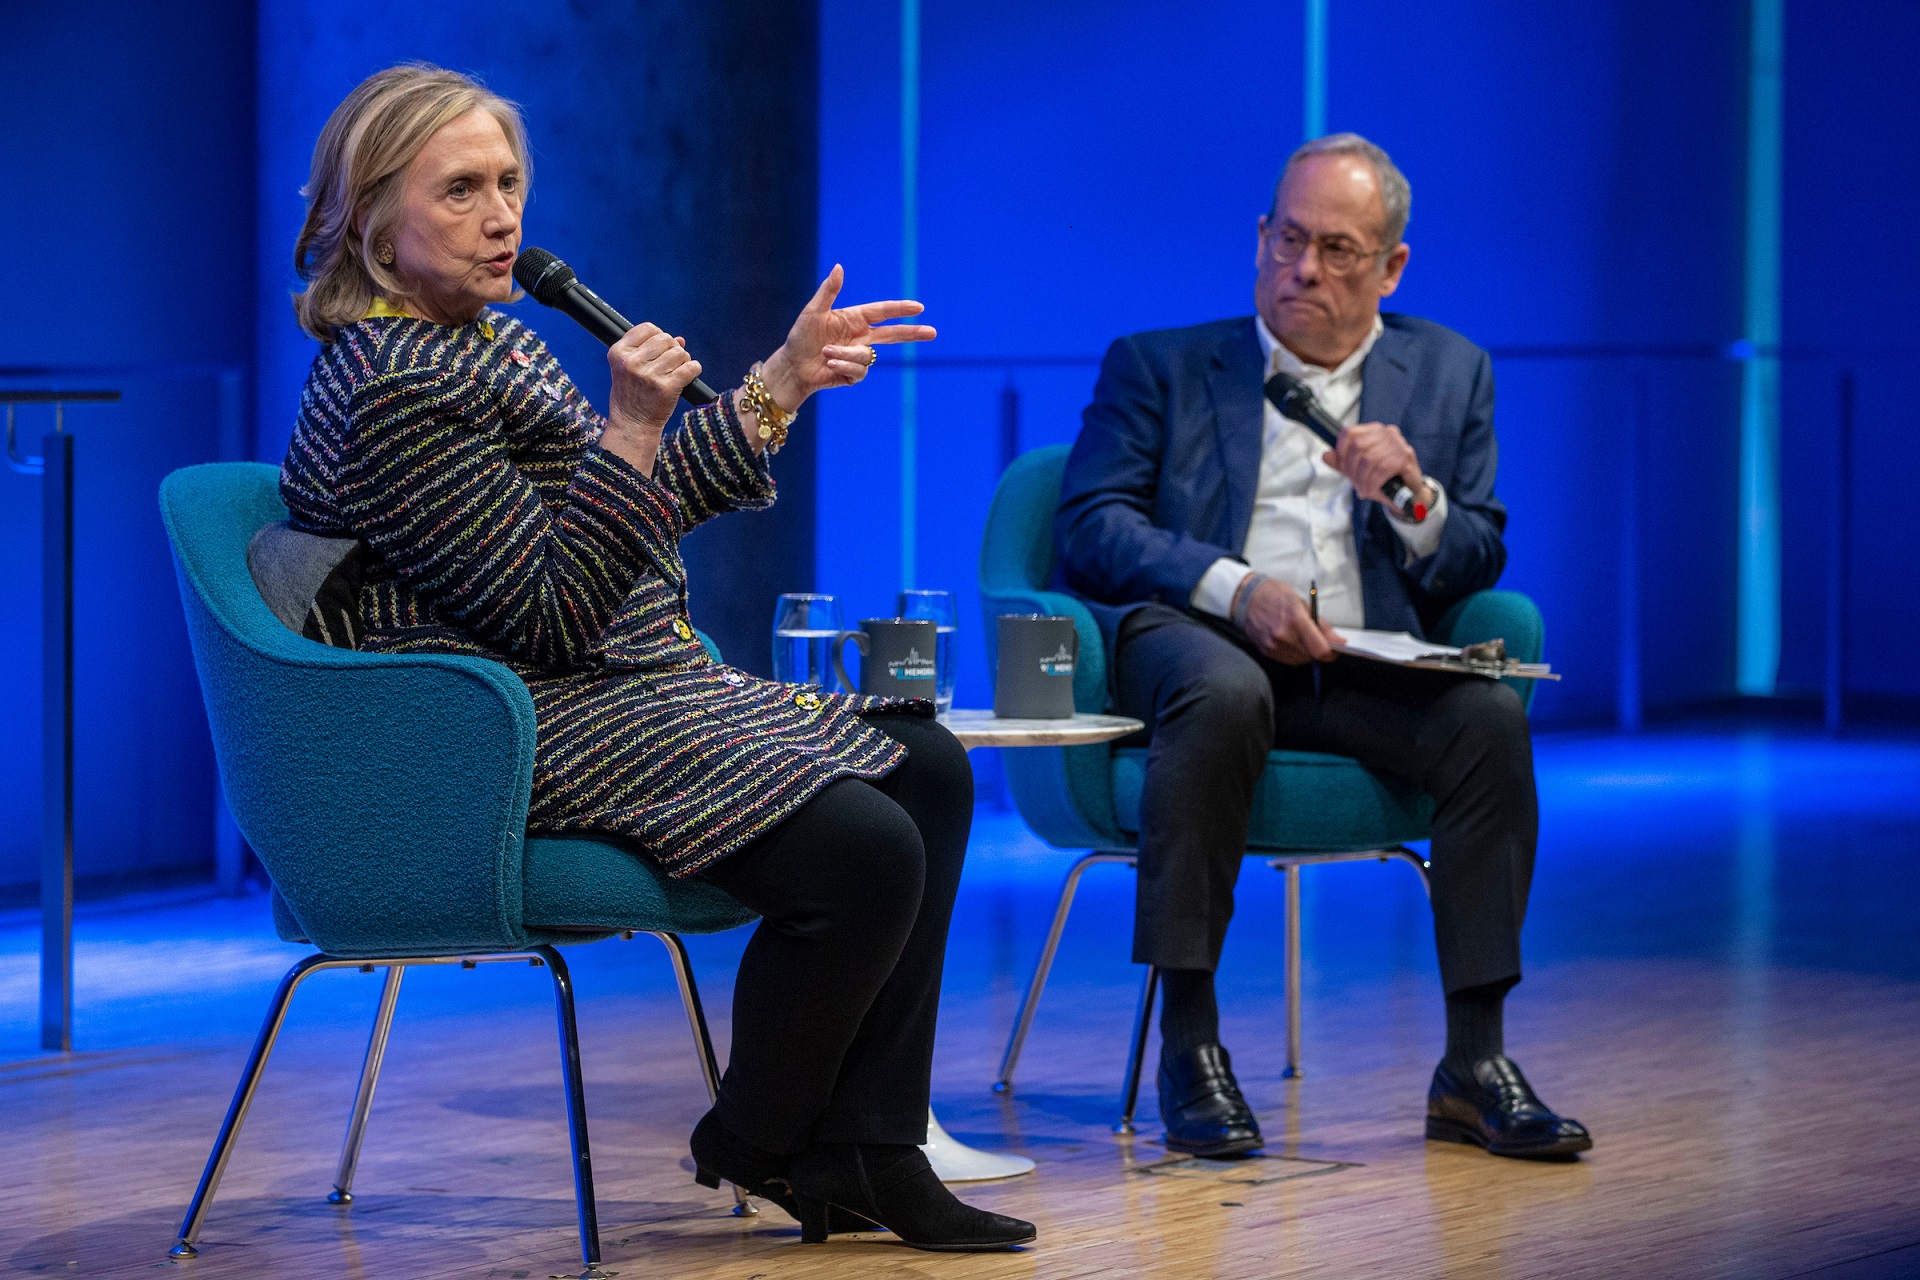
[919,708,1143,1182]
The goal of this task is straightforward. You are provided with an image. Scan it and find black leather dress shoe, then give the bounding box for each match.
[1158,1043,1263,1157]
[1426,1055,1593,1159]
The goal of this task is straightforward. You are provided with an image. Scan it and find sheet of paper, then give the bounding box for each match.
[1330,628,1462,664]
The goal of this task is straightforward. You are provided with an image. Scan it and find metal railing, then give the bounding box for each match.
[2,364,245,1054]
[4,388,121,1053]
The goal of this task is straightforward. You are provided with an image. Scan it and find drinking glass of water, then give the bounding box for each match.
[897,589,958,713]
[772,594,841,690]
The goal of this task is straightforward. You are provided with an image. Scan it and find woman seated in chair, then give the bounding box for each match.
[279,63,1032,1253]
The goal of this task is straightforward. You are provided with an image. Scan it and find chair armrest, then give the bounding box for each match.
[1433,589,1545,712]
[980,588,1127,848]
[176,560,538,957]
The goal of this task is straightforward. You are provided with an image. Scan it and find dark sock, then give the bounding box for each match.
[1158,967,1220,1060]
[1443,979,1515,1072]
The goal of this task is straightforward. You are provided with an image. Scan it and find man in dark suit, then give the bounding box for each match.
[1055,134,1589,1160]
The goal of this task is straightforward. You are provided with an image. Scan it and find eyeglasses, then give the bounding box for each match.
[1263,222,1393,276]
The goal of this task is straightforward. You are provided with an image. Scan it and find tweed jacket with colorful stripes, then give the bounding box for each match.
[281,309,916,877]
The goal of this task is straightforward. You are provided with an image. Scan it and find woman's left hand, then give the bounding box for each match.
[760,264,935,410]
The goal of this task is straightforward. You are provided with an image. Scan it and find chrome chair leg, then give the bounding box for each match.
[995,851,1136,1092]
[646,931,722,1099]
[537,945,609,1280]
[1268,846,1432,1078]
[645,930,756,1216]
[328,965,405,1205]
[1282,863,1303,1078]
[170,953,332,1259]
[1114,964,1159,1135]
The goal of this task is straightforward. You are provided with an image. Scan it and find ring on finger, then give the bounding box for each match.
[864,346,878,367]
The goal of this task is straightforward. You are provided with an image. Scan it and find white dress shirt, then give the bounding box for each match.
[1189,314,1449,628]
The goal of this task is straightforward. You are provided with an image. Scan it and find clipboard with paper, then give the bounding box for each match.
[1330,628,1560,681]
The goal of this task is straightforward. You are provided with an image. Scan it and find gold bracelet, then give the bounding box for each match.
[742,363,797,454]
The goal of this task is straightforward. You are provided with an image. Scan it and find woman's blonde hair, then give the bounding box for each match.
[293,63,530,342]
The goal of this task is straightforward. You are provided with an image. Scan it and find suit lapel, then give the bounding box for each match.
[1357,321,1414,430]
[1206,319,1266,553]
[1352,320,1414,623]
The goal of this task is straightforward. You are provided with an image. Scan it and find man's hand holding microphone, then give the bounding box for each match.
[1324,421,1434,516]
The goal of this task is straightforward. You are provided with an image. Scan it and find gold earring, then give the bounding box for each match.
[375,242,394,265]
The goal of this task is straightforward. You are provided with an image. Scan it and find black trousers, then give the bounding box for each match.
[1114,604,1537,996]
[698,712,971,1153]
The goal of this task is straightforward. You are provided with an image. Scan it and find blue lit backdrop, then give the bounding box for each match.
[815,0,1919,730]
[1,0,1915,902]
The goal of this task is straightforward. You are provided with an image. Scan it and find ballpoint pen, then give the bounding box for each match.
[1310,579,1321,697]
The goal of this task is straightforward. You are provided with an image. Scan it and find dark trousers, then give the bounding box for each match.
[699,712,971,1153]
[1114,604,1536,996]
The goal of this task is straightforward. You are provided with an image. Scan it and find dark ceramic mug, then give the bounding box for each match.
[833,618,939,697]
[993,614,1079,719]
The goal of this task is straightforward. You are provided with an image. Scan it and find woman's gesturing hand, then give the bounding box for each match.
[603,322,705,475]
[759,264,936,411]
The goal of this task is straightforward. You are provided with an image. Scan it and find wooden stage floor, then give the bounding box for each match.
[4,727,1918,1278]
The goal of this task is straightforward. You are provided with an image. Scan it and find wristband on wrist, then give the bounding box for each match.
[1229,572,1269,632]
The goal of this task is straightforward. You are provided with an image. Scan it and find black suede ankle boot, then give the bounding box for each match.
[688,1110,878,1233]
[788,1142,1036,1251]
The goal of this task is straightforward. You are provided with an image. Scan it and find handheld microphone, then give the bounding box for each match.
[1263,371,1426,522]
[512,246,719,406]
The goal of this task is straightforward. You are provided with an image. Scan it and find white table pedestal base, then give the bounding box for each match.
[921,1107,1036,1182]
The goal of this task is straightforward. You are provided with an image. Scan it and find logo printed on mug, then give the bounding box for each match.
[888,646,937,681]
[1037,644,1075,677]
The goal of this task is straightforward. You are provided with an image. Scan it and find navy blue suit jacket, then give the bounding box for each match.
[1054,313,1508,656]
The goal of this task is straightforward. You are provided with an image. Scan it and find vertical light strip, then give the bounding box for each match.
[1303,0,1328,139]
[1737,0,1783,695]
[899,0,921,591]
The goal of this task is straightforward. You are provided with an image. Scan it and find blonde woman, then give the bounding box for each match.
[279,63,1033,1252]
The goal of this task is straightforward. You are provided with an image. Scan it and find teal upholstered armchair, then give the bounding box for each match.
[159,462,757,1277]
[979,445,1542,1125]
